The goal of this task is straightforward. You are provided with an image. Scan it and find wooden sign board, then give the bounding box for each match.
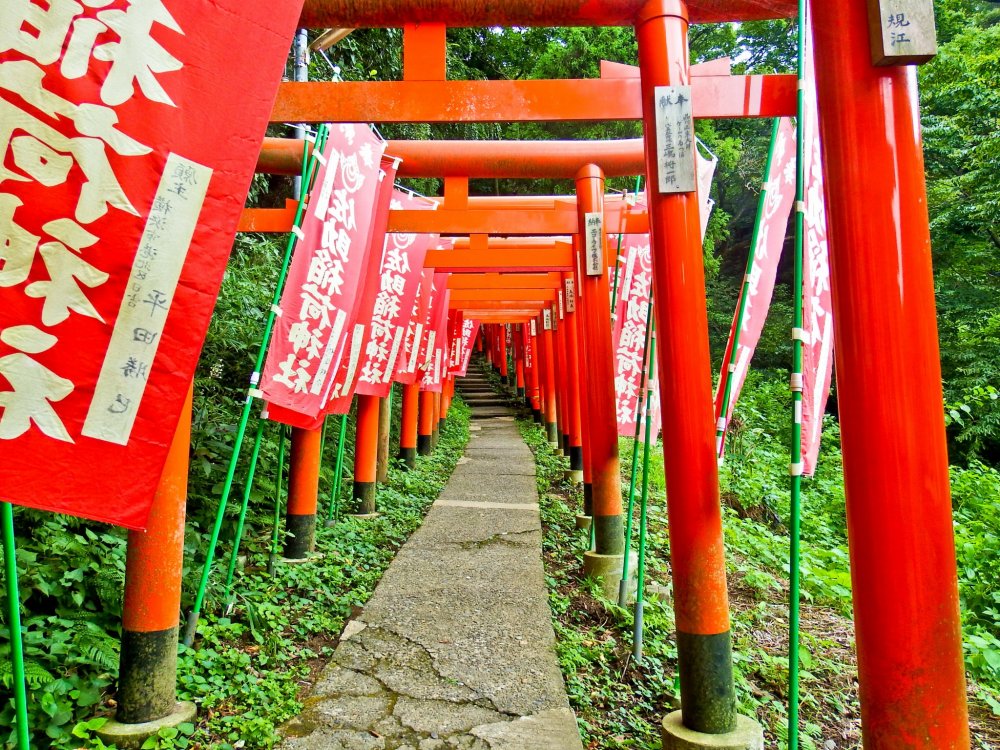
[654,85,696,193]
[867,0,937,65]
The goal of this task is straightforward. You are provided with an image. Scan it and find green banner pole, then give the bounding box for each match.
[789,1,808,745]
[184,127,328,646]
[268,423,289,575]
[326,414,348,524]
[632,324,656,665]
[2,502,30,749]
[619,293,654,608]
[222,417,267,610]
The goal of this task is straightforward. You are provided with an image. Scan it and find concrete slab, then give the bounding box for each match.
[279,398,582,750]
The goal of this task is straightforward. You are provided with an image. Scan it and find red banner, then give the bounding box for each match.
[0,0,301,528]
[394,268,435,385]
[420,277,450,393]
[714,117,797,458]
[325,155,398,414]
[611,236,660,440]
[355,190,435,398]
[456,319,480,377]
[260,125,386,422]
[801,24,834,476]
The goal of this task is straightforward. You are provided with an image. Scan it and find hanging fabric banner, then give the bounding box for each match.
[611,236,660,441]
[354,191,436,399]
[697,147,719,240]
[318,155,399,415]
[0,0,302,528]
[713,117,798,455]
[260,124,386,422]
[420,280,451,394]
[457,319,481,377]
[800,30,834,476]
[394,268,435,385]
[416,272,449,383]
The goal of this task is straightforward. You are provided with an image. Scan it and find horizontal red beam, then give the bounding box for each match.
[447,273,562,290]
[238,201,648,236]
[256,137,647,178]
[426,248,573,272]
[451,299,548,310]
[270,75,796,124]
[298,0,797,27]
[450,289,556,302]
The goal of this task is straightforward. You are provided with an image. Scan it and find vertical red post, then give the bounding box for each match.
[552,307,567,454]
[637,1,753,740]
[574,165,624,571]
[285,425,322,558]
[431,391,442,448]
[527,323,543,421]
[811,3,969,746]
[539,315,559,446]
[399,382,420,469]
[352,394,380,516]
[418,387,435,455]
[498,325,509,384]
[563,271,585,483]
[116,385,193,726]
[514,327,526,399]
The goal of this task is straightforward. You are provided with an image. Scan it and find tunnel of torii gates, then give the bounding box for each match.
[59,0,967,748]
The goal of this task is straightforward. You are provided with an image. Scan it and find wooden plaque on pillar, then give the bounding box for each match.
[542,310,552,330]
[584,212,604,276]
[867,0,937,66]
[565,277,576,313]
[653,85,696,194]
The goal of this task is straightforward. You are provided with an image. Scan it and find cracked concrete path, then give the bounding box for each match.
[279,379,584,750]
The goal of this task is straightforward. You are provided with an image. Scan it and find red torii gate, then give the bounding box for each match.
[256,2,968,746]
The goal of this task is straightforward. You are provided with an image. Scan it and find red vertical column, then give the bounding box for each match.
[285,426,322,559]
[563,271,585,484]
[418,387,435,455]
[574,165,624,567]
[552,306,568,454]
[637,1,752,739]
[514,326,526,399]
[399,382,420,469]
[116,385,193,725]
[811,3,969,746]
[352,394,380,516]
[527,322,542,421]
[498,326,508,381]
[538,314,559,445]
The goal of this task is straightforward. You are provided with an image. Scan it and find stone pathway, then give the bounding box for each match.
[279,370,583,750]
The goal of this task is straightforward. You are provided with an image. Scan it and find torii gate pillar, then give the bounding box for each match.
[811,2,969,747]
[637,1,761,746]
[575,165,626,595]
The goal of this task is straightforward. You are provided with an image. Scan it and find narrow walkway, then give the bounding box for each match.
[280,369,584,750]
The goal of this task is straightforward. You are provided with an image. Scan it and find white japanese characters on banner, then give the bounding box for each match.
[0,0,302,527]
[260,125,386,423]
[611,235,661,440]
[352,190,434,399]
[395,268,435,385]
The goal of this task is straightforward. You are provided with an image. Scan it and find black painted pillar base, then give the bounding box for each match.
[583,482,593,516]
[593,513,625,555]
[676,630,739,734]
[353,481,376,515]
[431,425,440,449]
[569,445,583,472]
[417,434,433,456]
[531,408,542,423]
[516,387,525,399]
[545,422,559,445]
[399,446,417,470]
[283,513,316,559]
[117,627,178,724]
